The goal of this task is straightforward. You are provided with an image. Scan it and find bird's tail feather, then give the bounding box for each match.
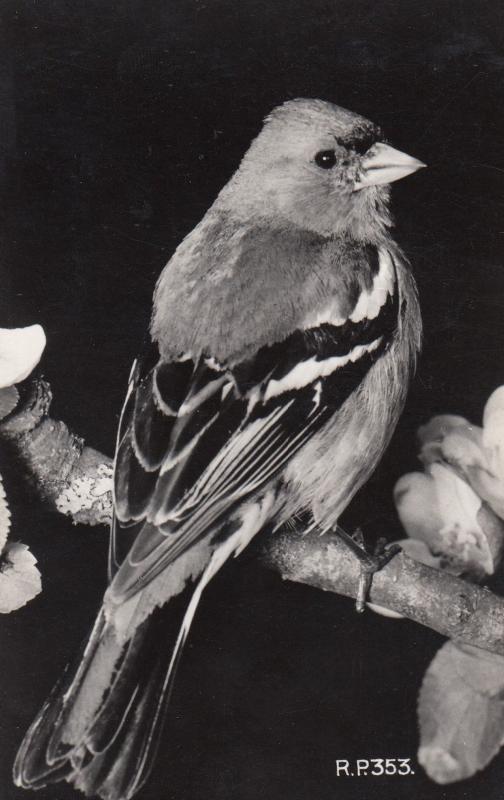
[13,584,195,800]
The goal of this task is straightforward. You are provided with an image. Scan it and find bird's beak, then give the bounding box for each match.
[354,142,426,190]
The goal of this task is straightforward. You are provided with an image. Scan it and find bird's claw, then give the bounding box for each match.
[354,539,401,613]
[336,527,401,613]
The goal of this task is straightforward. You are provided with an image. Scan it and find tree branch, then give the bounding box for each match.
[0,380,113,526]
[263,529,504,655]
[3,379,504,656]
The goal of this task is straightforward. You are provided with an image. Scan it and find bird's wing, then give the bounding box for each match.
[109,250,400,604]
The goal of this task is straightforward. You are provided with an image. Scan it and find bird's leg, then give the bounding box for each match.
[335,527,401,613]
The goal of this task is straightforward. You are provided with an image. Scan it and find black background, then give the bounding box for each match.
[1,1,504,799]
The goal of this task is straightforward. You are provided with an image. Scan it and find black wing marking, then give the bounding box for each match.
[109,255,400,603]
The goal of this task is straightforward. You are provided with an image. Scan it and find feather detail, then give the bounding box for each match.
[281,245,422,530]
[152,224,392,364]
[108,258,399,604]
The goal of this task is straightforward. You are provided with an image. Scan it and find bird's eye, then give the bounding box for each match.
[314,150,337,169]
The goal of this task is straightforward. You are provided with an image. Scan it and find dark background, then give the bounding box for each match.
[1,1,504,799]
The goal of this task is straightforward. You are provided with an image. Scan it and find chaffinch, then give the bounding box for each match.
[14,98,425,800]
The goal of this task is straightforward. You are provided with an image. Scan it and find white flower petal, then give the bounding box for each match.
[0,473,11,553]
[394,472,444,549]
[0,541,41,612]
[431,463,494,575]
[0,385,19,420]
[399,537,445,569]
[465,467,504,521]
[367,602,405,619]
[429,423,504,522]
[418,641,504,785]
[418,414,487,478]
[475,503,504,572]
[440,430,486,472]
[0,325,46,389]
[418,414,472,446]
[395,461,500,576]
[432,463,481,526]
[483,386,504,447]
[483,386,504,486]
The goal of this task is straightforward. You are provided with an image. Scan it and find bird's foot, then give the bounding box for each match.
[337,528,401,613]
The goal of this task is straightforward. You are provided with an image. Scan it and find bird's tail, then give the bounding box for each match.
[13,585,195,800]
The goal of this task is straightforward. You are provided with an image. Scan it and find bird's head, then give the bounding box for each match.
[223,98,425,240]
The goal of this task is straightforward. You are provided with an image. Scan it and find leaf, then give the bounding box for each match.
[0,385,19,420]
[0,541,41,613]
[418,640,504,784]
[0,472,11,553]
[0,325,46,388]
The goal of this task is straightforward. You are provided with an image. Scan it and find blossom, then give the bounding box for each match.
[395,386,504,579]
[0,324,46,389]
[0,541,41,613]
[372,385,504,785]
[0,325,45,612]
[417,389,504,521]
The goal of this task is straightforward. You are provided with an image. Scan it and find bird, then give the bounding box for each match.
[14,98,424,800]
